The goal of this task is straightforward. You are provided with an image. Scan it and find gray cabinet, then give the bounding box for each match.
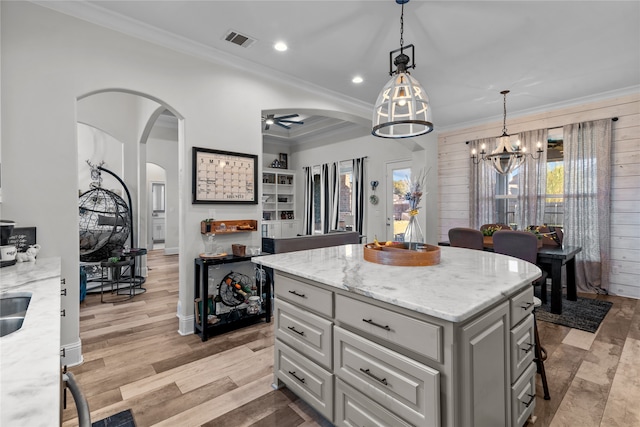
[272,271,536,426]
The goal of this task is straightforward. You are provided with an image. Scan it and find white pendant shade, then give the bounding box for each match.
[372,72,433,138]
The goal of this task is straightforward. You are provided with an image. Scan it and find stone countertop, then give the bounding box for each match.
[253,244,541,323]
[0,258,61,426]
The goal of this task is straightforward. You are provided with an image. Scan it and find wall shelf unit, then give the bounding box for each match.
[200,219,257,234]
[262,168,299,237]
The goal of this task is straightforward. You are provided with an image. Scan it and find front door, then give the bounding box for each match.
[385,160,412,242]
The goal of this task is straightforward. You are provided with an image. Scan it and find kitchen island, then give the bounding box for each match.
[0,258,62,426]
[253,244,542,427]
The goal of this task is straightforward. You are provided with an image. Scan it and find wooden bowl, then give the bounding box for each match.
[363,243,441,266]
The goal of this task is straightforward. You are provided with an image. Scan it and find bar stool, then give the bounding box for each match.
[533,296,551,400]
[100,258,135,303]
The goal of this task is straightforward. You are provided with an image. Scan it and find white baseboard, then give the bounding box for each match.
[164,247,179,256]
[61,338,83,367]
[178,312,195,335]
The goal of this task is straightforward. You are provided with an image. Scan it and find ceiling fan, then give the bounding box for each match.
[262,113,304,130]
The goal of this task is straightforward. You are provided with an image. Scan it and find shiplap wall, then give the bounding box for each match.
[438,93,640,298]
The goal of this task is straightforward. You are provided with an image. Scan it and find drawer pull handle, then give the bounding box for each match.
[362,318,391,331]
[520,302,534,310]
[288,370,305,384]
[360,368,388,386]
[524,393,536,408]
[521,343,534,353]
[287,326,305,336]
[288,290,306,298]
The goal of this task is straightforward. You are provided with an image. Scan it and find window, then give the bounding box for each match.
[337,161,354,230]
[493,127,564,228]
[311,161,355,233]
[544,127,564,227]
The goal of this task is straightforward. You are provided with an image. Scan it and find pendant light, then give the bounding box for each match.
[484,90,525,174]
[372,0,433,139]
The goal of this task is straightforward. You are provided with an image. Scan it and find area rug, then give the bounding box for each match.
[534,288,613,333]
[92,409,136,427]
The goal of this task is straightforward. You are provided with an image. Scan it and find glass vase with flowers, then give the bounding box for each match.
[403,168,430,249]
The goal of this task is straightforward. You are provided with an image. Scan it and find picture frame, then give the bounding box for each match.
[278,153,288,169]
[192,147,258,204]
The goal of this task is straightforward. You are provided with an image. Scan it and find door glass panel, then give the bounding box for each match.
[385,161,412,241]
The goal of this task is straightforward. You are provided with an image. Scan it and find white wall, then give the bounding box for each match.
[294,131,439,244]
[1,1,375,363]
[437,93,640,298]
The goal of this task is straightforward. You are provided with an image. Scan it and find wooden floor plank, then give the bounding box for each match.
[64,250,640,427]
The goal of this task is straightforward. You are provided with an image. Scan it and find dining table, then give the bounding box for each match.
[438,239,582,315]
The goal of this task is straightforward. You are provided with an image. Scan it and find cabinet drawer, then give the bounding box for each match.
[275,274,333,317]
[335,378,412,427]
[510,287,534,328]
[335,294,442,363]
[275,340,334,422]
[334,326,440,427]
[275,298,333,370]
[510,314,535,382]
[511,362,536,427]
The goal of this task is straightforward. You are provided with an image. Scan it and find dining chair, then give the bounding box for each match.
[448,227,484,250]
[492,229,551,400]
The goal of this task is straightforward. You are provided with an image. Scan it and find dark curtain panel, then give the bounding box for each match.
[353,157,366,234]
[302,166,314,235]
[321,164,330,233]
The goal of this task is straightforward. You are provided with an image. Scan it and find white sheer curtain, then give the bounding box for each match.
[469,137,498,228]
[515,129,548,229]
[329,162,340,231]
[564,119,612,293]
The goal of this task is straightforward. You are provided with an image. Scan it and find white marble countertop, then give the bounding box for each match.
[253,244,541,323]
[0,258,61,427]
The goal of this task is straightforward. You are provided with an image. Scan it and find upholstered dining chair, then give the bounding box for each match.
[448,228,484,250]
[492,230,551,400]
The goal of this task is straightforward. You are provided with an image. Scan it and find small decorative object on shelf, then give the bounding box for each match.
[200,220,257,234]
[403,168,430,249]
[203,218,214,233]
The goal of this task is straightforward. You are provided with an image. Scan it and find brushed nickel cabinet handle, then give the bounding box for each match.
[288,370,305,384]
[288,290,306,298]
[524,393,536,407]
[287,326,305,336]
[362,318,391,331]
[359,368,388,385]
[521,343,534,353]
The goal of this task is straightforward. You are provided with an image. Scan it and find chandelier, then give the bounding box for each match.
[372,0,433,139]
[471,90,541,175]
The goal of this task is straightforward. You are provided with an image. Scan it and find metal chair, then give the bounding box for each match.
[448,227,484,250]
[492,230,551,400]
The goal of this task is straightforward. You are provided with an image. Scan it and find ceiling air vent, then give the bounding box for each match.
[223,30,256,48]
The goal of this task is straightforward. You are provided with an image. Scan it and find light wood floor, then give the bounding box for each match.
[63,250,640,427]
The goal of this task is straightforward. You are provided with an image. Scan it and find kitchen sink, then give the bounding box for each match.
[0,317,26,337]
[0,293,31,337]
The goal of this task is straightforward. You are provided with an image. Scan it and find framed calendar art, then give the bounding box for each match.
[192,147,258,204]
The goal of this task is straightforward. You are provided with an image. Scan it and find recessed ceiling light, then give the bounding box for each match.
[274,42,288,52]
[352,76,364,84]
